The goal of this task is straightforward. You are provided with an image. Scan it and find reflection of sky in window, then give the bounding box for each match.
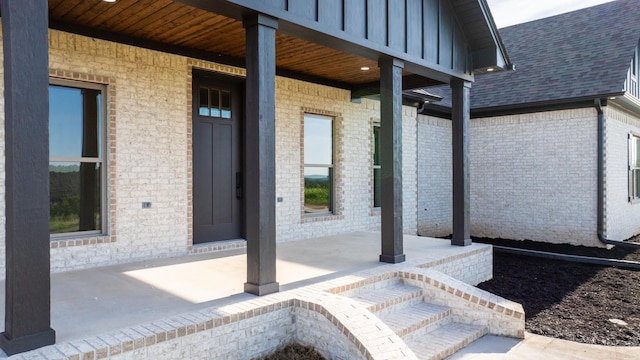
[49,85,101,158]
[304,114,332,165]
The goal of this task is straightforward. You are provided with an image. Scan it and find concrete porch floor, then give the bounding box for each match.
[0,231,638,359]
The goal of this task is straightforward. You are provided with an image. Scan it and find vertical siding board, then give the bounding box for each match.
[318,0,343,30]
[387,0,406,51]
[453,23,468,73]
[263,0,287,11]
[344,0,366,38]
[367,0,387,44]
[406,0,423,57]
[423,0,439,64]
[439,0,453,69]
[288,0,317,21]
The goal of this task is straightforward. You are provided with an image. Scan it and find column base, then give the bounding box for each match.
[0,328,55,356]
[379,254,406,264]
[244,282,279,296]
[452,238,472,246]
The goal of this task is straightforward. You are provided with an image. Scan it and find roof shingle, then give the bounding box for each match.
[431,0,640,110]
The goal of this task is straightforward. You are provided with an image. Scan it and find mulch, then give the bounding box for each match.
[259,344,326,360]
[475,238,640,346]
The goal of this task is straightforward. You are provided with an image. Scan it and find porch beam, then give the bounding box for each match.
[350,74,444,100]
[243,13,280,296]
[0,0,56,355]
[379,57,406,264]
[451,79,472,246]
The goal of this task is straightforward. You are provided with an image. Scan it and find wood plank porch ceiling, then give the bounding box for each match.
[49,0,386,86]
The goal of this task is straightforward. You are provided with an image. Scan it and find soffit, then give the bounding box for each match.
[48,0,383,85]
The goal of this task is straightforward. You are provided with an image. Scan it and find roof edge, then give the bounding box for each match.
[474,0,512,72]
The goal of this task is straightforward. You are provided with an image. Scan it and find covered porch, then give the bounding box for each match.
[1,0,510,354]
[0,232,506,359]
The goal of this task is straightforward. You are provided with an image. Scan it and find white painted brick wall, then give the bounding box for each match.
[417,116,452,237]
[603,105,640,241]
[418,109,601,246]
[0,29,420,276]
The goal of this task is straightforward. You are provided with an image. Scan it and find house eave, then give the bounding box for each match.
[420,93,626,119]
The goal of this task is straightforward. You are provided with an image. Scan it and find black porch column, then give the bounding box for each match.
[0,0,56,355]
[243,14,280,296]
[379,57,406,264]
[451,79,472,246]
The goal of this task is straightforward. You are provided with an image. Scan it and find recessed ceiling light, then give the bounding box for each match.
[486,67,495,72]
[609,96,616,100]
[360,66,370,71]
[103,0,117,3]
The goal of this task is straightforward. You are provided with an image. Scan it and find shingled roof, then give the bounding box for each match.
[429,0,640,111]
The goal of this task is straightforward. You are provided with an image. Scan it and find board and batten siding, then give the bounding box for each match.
[228,0,471,78]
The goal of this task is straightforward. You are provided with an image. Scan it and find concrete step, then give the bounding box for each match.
[404,322,488,360]
[378,302,451,338]
[349,283,423,313]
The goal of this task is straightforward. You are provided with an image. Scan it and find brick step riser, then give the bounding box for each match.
[392,309,452,339]
[407,325,488,360]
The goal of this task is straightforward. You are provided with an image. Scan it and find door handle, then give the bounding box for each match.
[236,172,243,200]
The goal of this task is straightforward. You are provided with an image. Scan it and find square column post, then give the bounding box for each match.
[243,14,280,296]
[379,57,406,263]
[451,79,472,246]
[0,0,56,355]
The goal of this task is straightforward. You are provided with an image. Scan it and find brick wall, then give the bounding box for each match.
[0,29,420,276]
[418,108,602,246]
[603,105,640,241]
[417,116,452,237]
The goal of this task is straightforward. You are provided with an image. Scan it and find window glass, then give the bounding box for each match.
[50,86,102,158]
[198,86,231,118]
[221,90,231,119]
[49,82,105,235]
[304,114,334,214]
[199,87,209,116]
[211,88,221,117]
[50,162,102,234]
[373,124,381,208]
[304,167,332,213]
[304,114,333,165]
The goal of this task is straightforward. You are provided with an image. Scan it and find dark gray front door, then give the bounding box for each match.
[193,72,243,243]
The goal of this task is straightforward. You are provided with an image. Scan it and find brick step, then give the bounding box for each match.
[348,283,423,313]
[378,302,451,338]
[404,322,488,360]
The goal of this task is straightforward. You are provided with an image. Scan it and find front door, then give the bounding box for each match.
[193,71,244,243]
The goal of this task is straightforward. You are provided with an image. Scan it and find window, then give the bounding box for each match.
[630,134,640,202]
[49,80,106,235]
[303,114,334,214]
[372,124,381,208]
[199,86,232,118]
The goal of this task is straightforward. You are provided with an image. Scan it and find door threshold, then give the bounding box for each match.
[190,238,247,254]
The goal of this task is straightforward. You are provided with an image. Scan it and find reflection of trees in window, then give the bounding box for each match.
[49,82,104,235]
[303,114,333,214]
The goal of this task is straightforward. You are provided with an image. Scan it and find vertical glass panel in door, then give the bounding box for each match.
[221,90,231,118]
[199,87,210,116]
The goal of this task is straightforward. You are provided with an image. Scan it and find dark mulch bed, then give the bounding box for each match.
[475,237,640,346]
[260,344,326,360]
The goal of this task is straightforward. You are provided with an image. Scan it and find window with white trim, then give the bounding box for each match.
[303,113,334,214]
[49,79,107,235]
[629,133,640,202]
